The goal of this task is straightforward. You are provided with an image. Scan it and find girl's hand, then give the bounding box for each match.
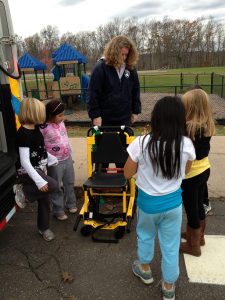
[142,130,148,136]
[39,184,48,192]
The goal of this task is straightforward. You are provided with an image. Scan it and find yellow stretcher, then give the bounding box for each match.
[73,126,137,243]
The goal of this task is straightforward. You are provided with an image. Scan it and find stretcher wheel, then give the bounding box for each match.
[80,225,92,237]
[114,226,125,239]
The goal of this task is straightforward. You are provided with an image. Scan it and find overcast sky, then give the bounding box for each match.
[8,0,225,38]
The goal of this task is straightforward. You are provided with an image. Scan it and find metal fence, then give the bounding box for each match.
[138,73,213,90]
[139,72,225,95]
[32,82,225,126]
[212,73,225,98]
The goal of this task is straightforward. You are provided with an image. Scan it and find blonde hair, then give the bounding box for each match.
[103,35,138,70]
[18,98,46,125]
[181,90,215,140]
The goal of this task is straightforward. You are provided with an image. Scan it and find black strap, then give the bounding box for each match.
[91,212,121,243]
[0,63,22,79]
[92,212,122,222]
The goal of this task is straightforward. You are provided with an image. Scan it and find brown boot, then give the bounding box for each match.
[179,225,201,257]
[181,221,206,246]
[181,224,187,240]
[200,219,207,246]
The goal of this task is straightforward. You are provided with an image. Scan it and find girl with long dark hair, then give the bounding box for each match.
[124,96,196,300]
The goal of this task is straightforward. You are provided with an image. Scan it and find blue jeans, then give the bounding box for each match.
[136,204,182,284]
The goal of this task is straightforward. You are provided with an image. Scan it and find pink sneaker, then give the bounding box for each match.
[69,207,78,213]
[56,214,68,221]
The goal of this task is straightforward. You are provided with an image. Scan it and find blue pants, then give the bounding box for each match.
[136,204,182,284]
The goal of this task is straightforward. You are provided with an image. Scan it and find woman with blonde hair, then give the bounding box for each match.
[180,89,215,256]
[86,35,141,127]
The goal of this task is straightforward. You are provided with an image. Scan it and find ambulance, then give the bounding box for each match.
[0,0,23,230]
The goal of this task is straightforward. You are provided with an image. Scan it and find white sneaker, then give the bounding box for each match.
[13,184,26,208]
[69,206,78,213]
[39,229,55,241]
[56,214,68,220]
[162,280,175,300]
[204,202,212,215]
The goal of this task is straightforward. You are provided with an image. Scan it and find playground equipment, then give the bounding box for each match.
[74,126,137,243]
[52,42,88,111]
[18,53,48,100]
[51,65,63,81]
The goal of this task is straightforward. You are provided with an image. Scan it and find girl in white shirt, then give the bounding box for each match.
[124,96,196,300]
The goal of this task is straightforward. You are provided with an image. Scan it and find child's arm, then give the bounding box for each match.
[185,160,193,175]
[19,147,48,190]
[184,137,196,175]
[68,140,74,162]
[125,136,142,179]
[47,152,58,167]
[124,156,138,179]
[66,131,74,162]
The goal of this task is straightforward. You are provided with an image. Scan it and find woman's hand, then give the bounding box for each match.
[131,114,138,124]
[39,184,48,192]
[93,117,102,126]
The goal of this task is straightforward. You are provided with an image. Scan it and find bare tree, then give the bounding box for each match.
[16,16,225,71]
[22,33,43,60]
[15,34,23,58]
[41,25,60,56]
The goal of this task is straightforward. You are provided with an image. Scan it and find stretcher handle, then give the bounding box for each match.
[87,126,134,136]
[102,168,124,171]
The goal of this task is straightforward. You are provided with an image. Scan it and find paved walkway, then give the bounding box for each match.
[0,136,224,300]
[71,136,225,197]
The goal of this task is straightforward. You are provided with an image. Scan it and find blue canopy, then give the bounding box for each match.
[18,52,47,71]
[52,43,88,65]
[52,42,68,58]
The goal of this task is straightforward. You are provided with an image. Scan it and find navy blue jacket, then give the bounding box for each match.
[86,60,141,123]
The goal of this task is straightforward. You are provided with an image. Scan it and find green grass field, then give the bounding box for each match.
[138,74,211,87]
[21,67,224,96]
[21,77,54,89]
[139,67,225,75]
[138,67,225,94]
[66,125,225,138]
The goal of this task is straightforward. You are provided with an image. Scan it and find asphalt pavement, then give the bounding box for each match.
[0,136,225,300]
